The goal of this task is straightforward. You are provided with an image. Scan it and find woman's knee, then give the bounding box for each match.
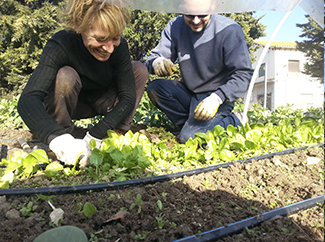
[132,61,148,84]
[56,66,81,93]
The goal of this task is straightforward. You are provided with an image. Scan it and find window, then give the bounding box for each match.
[288,60,300,73]
[257,92,272,110]
[259,63,265,77]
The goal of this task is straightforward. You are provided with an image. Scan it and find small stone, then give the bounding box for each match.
[272,157,282,166]
[248,176,255,183]
[0,202,11,212]
[0,196,6,204]
[6,209,21,220]
[257,168,264,176]
[306,157,321,165]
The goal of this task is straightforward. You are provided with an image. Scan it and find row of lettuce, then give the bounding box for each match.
[0,93,323,130]
[1,108,323,188]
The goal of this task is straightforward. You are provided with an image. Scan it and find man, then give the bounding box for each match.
[145,12,253,144]
[18,0,148,167]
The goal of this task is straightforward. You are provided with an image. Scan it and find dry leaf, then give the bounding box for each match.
[48,201,64,226]
[103,210,129,224]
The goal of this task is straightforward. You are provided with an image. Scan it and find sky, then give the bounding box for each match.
[253,6,310,42]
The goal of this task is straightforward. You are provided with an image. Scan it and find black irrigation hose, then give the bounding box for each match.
[172,195,324,242]
[0,143,323,197]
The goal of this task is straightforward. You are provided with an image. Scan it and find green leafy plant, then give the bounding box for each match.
[155,213,168,229]
[35,194,56,203]
[219,203,225,210]
[81,202,97,218]
[20,201,38,217]
[132,92,175,128]
[89,230,104,242]
[0,149,50,188]
[134,231,148,240]
[130,194,143,214]
[156,200,163,211]
[83,148,108,182]
[0,95,28,129]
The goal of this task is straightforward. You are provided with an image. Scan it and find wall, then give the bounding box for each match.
[249,43,324,111]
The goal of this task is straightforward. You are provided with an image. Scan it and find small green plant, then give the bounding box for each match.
[89,230,104,242]
[35,194,56,202]
[20,201,38,217]
[156,200,163,211]
[132,92,174,128]
[201,178,212,188]
[76,202,83,212]
[155,213,168,229]
[107,194,116,200]
[245,227,258,235]
[281,227,294,235]
[130,194,143,214]
[81,202,97,218]
[83,148,109,182]
[134,231,148,240]
[169,222,177,227]
[269,201,277,208]
[251,204,258,211]
[313,221,321,232]
[219,203,225,210]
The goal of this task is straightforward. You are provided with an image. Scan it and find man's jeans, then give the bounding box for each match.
[147,79,241,143]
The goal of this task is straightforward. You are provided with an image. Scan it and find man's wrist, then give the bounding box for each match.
[215,90,226,102]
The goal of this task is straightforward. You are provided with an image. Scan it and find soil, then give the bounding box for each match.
[0,128,323,242]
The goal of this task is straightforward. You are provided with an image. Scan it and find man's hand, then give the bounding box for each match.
[49,134,91,168]
[194,93,223,121]
[152,57,176,76]
[83,131,102,149]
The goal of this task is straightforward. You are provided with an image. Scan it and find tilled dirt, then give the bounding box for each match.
[0,128,323,242]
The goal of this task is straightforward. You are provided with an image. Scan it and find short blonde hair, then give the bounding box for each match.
[62,0,129,38]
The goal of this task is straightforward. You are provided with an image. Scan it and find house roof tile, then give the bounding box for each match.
[255,40,297,49]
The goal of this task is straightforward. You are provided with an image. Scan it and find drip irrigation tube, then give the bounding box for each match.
[0,143,323,197]
[172,195,324,242]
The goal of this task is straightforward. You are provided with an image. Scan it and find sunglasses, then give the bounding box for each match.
[184,14,209,19]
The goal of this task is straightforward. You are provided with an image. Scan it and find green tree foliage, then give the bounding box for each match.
[124,10,177,61]
[296,15,324,82]
[0,0,64,95]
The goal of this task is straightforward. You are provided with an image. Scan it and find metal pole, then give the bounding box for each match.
[242,0,303,124]
[264,63,267,109]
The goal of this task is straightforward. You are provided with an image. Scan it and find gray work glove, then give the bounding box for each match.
[194,93,223,121]
[49,134,91,168]
[152,57,176,76]
[83,131,102,150]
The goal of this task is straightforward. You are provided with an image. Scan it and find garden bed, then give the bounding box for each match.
[0,127,323,242]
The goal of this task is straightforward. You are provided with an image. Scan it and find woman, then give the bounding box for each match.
[18,0,148,167]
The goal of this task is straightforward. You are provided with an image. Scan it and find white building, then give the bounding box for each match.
[246,41,323,111]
